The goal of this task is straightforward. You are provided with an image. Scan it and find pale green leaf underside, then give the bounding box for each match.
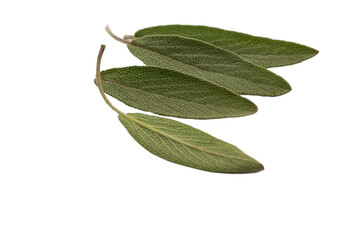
[101,66,257,119]
[135,25,319,68]
[119,113,264,173]
[127,35,291,97]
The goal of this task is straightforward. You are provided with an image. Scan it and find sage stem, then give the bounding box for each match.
[96,45,126,117]
[105,25,131,44]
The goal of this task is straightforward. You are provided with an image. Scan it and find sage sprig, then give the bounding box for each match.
[95,25,318,173]
[99,66,257,119]
[96,45,264,173]
[105,26,291,97]
[133,25,319,68]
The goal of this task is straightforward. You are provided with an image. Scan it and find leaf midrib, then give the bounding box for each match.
[131,38,290,96]
[240,53,316,57]
[103,78,236,109]
[124,114,253,162]
[130,39,264,90]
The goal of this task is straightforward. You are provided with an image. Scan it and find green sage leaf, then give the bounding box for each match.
[119,113,264,173]
[100,66,257,119]
[134,25,318,68]
[126,35,291,97]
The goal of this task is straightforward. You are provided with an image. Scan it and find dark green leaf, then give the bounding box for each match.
[100,66,257,119]
[135,25,318,68]
[127,35,291,96]
[119,113,264,173]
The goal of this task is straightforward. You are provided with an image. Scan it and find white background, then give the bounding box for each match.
[1,0,359,239]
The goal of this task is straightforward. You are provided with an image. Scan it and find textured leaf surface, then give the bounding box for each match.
[119,113,264,173]
[135,25,318,68]
[100,66,257,119]
[127,35,291,96]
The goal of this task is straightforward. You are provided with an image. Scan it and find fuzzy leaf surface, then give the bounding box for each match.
[127,35,291,96]
[100,66,257,119]
[118,113,264,173]
[135,25,318,68]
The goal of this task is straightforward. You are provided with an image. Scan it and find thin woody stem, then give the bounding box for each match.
[96,45,126,116]
[124,35,135,40]
[105,25,131,44]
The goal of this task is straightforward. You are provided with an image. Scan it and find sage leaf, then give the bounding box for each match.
[100,66,257,119]
[125,34,291,97]
[134,25,319,68]
[118,113,264,173]
[96,45,263,174]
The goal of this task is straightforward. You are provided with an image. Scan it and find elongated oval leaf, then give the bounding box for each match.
[127,35,291,97]
[118,113,264,173]
[134,25,318,68]
[100,66,257,119]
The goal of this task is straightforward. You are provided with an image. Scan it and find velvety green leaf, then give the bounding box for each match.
[127,35,291,97]
[118,113,264,173]
[134,25,318,68]
[100,66,257,119]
